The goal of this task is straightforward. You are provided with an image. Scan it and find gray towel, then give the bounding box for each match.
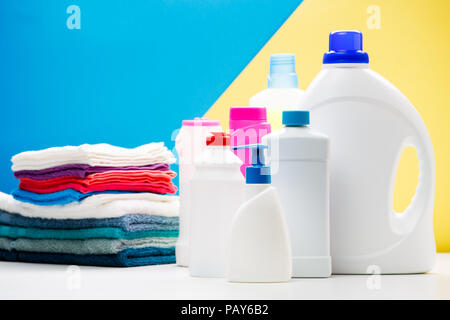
[0,237,176,255]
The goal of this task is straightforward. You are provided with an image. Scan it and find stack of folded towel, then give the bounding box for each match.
[0,143,179,267]
[12,143,177,205]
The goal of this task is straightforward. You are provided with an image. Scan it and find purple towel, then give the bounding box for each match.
[14,163,170,180]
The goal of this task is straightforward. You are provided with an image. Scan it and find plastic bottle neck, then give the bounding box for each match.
[246,184,271,201]
[203,145,233,158]
[268,74,298,89]
[199,146,241,167]
[267,55,299,89]
[323,63,369,69]
[285,124,309,128]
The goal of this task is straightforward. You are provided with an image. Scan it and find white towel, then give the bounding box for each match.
[0,192,179,220]
[12,142,176,171]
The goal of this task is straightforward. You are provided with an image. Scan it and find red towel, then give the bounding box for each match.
[19,170,177,194]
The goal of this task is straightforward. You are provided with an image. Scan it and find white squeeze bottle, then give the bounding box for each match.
[189,132,245,277]
[228,144,291,283]
[263,110,331,277]
[175,118,222,267]
[301,31,436,274]
[250,54,304,130]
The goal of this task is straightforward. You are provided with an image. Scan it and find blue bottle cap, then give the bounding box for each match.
[232,144,271,184]
[323,30,369,64]
[282,110,310,126]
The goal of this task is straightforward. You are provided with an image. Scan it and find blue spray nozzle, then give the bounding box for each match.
[232,144,270,184]
[232,144,267,166]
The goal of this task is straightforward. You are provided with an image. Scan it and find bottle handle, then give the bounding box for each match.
[389,133,435,235]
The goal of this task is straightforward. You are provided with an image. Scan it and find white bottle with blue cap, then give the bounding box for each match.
[227,144,292,283]
[301,30,436,274]
[250,54,304,130]
[263,110,331,278]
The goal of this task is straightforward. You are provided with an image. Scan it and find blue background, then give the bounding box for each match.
[0,0,301,192]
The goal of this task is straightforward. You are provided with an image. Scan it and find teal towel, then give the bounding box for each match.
[0,237,176,255]
[0,224,178,240]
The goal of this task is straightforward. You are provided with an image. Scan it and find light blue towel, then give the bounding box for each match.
[12,188,143,206]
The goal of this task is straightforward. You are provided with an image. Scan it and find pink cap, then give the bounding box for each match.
[182,117,221,127]
[229,106,267,121]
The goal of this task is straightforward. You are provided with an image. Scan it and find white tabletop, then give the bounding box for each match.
[1,253,449,300]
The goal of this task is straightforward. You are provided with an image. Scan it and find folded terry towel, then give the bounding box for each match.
[0,192,179,220]
[0,209,178,232]
[0,224,178,240]
[0,237,176,255]
[0,247,175,267]
[14,163,170,180]
[12,189,150,206]
[19,170,177,195]
[12,142,176,171]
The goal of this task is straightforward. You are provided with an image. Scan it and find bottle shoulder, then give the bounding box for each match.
[301,66,431,143]
[195,148,242,166]
[238,186,281,214]
[250,88,304,107]
[302,67,413,111]
[191,164,244,182]
[263,128,329,161]
[264,127,328,141]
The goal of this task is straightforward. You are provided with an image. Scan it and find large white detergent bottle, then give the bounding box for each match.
[175,118,222,267]
[250,54,304,130]
[189,132,245,277]
[301,31,436,274]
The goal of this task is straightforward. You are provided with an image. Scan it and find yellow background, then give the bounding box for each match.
[205,0,450,251]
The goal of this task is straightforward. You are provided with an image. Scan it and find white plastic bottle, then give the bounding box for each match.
[175,118,222,267]
[249,54,304,130]
[263,111,330,277]
[228,144,291,283]
[189,132,245,277]
[301,31,436,274]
